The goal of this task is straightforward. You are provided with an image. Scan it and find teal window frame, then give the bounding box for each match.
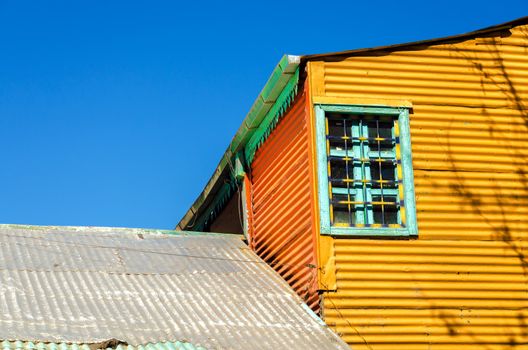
[315,104,418,237]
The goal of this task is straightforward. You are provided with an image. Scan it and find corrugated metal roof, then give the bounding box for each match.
[0,224,348,350]
[0,340,205,350]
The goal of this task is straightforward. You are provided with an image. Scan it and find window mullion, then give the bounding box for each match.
[361,120,373,225]
[351,120,364,225]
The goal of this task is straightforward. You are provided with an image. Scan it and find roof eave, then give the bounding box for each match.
[176,54,301,230]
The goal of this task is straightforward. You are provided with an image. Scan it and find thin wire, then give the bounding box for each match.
[4,232,316,270]
[320,280,373,350]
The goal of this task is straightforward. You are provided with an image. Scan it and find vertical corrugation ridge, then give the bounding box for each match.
[250,89,320,313]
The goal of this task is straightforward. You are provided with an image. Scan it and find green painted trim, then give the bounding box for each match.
[328,226,414,237]
[240,178,250,240]
[398,108,418,236]
[234,152,246,181]
[314,104,418,238]
[177,153,231,230]
[192,180,237,232]
[320,105,402,115]
[242,55,299,133]
[315,105,331,233]
[177,55,301,231]
[244,68,300,165]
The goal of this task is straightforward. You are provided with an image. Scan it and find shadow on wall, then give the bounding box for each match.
[445,33,528,269]
[433,308,527,350]
[429,30,528,347]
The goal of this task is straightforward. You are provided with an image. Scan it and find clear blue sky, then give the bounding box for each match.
[0,1,526,229]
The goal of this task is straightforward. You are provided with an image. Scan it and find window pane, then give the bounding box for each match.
[370,161,397,188]
[330,158,352,181]
[333,206,350,225]
[367,120,395,152]
[328,116,346,137]
[378,121,393,140]
[372,195,399,225]
[331,194,355,226]
[329,139,347,152]
[328,116,350,152]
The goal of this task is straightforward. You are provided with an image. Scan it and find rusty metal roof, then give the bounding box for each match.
[0,224,348,350]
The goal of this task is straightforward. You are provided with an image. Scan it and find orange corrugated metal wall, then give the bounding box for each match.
[250,84,321,312]
[325,238,528,350]
[310,24,528,349]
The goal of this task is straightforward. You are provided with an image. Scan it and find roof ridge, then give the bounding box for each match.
[0,223,239,238]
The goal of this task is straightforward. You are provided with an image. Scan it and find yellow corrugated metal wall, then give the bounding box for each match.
[250,84,321,312]
[310,25,528,349]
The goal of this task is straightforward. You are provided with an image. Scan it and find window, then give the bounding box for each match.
[315,105,417,237]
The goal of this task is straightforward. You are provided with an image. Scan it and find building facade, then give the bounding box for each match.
[179,17,528,349]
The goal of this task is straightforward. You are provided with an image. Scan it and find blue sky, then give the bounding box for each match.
[0,1,526,229]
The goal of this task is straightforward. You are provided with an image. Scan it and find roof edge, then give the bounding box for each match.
[301,16,528,61]
[0,223,235,238]
[176,55,301,230]
[0,340,207,350]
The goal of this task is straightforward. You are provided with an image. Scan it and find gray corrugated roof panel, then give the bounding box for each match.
[0,340,206,350]
[0,224,348,350]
